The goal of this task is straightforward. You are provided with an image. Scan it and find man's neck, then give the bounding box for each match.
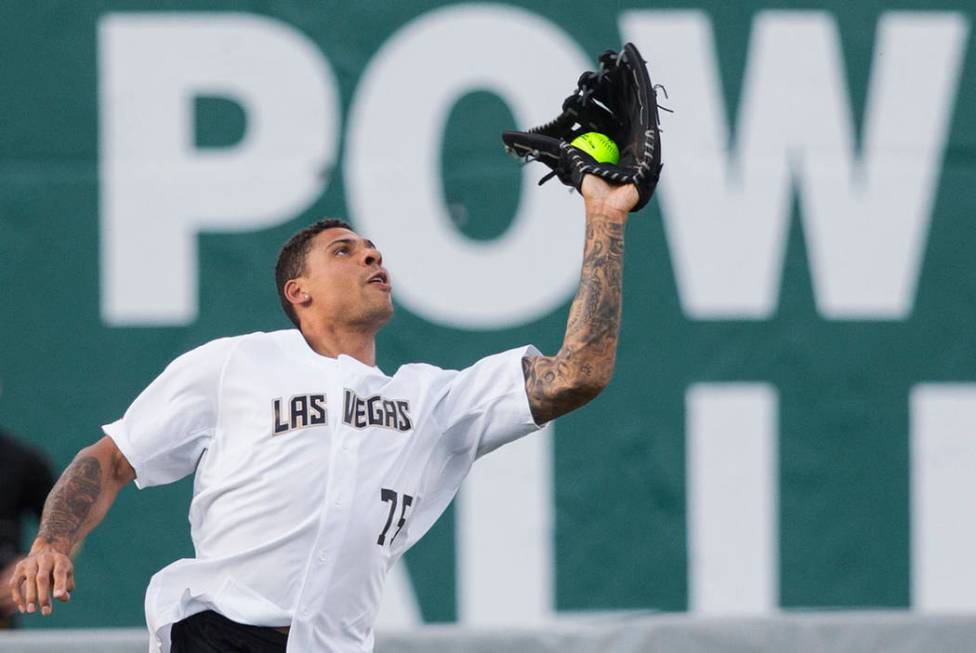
[299,322,378,367]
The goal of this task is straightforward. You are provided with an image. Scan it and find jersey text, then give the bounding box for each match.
[272,394,328,436]
[343,389,412,432]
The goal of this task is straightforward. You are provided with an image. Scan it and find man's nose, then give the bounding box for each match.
[363,248,382,267]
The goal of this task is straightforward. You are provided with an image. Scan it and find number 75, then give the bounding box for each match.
[377,488,414,546]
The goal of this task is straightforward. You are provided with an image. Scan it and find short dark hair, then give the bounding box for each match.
[275,218,353,327]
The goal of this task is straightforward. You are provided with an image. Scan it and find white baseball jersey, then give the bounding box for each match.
[103,329,543,653]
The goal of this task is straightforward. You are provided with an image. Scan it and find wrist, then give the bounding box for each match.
[30,537,71,557]
[585,203,629,224]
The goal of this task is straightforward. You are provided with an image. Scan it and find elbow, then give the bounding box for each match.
[559,347,616,399]
[567,374,611,404]
[84,436,136,488]
[582,362,615,396]
[540,350,615,415]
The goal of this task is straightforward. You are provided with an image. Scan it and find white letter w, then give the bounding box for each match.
[621,11,968,319]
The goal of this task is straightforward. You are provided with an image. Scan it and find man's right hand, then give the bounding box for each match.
[8,544,75,616]
[8,436,134,617]
[0,561,18,616]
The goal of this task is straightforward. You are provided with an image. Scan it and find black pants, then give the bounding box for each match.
[171,610,288,653]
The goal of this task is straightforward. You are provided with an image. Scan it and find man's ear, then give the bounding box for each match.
[284,279,311,308]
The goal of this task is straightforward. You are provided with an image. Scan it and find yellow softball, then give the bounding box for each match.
[570,132,620,165]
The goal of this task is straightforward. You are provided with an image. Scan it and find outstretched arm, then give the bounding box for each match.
[8,436,134,616]
[523,175,639,424]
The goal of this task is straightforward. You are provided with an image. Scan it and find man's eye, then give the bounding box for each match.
[335,247,349,255]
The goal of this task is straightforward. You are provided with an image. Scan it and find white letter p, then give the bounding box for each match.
[99,13,339,325]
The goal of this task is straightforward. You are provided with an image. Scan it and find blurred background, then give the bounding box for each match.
[1,0,974,649]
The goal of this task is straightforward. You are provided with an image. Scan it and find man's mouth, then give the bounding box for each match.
[367,271,390,289]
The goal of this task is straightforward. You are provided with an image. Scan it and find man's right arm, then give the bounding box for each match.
[8,436,134,616]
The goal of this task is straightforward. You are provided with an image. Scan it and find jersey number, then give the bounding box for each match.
[377,488,414,546]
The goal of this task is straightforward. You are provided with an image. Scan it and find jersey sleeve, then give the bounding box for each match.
[102,338,236,489]
[434,345,545,459]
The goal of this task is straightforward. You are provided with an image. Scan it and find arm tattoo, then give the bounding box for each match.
[36,456,102,550]
[524,218,625,423]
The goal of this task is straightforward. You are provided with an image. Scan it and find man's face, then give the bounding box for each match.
[298,227,393,330]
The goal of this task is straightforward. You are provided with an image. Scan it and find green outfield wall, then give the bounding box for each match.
[1,0,974,629]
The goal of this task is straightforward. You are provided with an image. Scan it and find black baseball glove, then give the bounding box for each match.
[502,43,663,212]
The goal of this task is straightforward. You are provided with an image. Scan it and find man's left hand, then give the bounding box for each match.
[581,175,640,218]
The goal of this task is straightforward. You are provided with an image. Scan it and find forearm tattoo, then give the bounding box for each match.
[524,218,625,423]
[36,456,102,549]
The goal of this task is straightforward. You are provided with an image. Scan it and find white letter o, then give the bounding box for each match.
[346,4,590,329]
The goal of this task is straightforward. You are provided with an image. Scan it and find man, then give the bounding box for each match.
[7,174,637,652]
[0,426,55,628]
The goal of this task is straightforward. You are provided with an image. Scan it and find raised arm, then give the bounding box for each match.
[8,436,134,616]
[522,175,639,424]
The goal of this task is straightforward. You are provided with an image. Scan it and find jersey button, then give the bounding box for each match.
[318,549,328,562]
